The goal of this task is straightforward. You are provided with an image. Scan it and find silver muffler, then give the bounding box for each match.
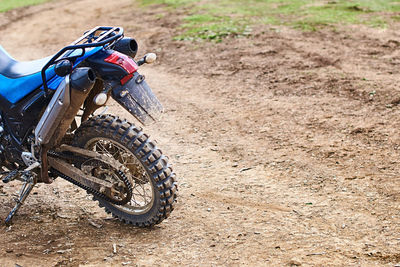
[35,76,70,146]
[35,67,96,147]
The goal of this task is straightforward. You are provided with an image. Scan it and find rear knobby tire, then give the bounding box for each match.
[73,114,177,227]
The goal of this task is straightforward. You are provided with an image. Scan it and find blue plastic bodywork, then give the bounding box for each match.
[0,46,102,104]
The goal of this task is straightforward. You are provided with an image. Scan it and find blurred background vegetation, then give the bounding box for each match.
[1,0,400,41]
[141,0,400,41]
[0,0,49,12]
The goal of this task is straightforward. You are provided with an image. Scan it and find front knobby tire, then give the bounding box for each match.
[73,114,177,227]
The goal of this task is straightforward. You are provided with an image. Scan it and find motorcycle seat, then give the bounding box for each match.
[0,45,100,104]
[0,45,56,104]
[0,45,51,78]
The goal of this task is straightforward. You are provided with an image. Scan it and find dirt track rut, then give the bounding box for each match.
[0,0,399,266]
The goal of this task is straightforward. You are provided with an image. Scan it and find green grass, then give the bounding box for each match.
[143,0,400,41]
[0,0,51,12]
[174,14,251,41]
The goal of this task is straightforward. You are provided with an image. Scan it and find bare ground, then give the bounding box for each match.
[0,0,399,266]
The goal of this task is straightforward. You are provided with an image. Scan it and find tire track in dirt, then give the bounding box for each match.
[0,0,399,266]
[141,66,400,266]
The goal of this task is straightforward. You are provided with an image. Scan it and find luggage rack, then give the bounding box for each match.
[41,26,124,94]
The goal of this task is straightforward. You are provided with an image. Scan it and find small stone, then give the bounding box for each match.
[57,213,71,219]
[88,219,102,229]
[207,208,212,212]
[56,249,71,254]
[289,258,302,266]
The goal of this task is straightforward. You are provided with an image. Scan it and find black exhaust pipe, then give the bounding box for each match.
[70,67,96,92]
[113,38,138,58]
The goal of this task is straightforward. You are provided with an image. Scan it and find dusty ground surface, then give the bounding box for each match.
[0,0,399,266]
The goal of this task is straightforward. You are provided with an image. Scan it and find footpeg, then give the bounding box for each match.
[2,161,40,184]
[2,170,18,183]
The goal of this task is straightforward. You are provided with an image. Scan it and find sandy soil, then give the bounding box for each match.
[0,0,399,266]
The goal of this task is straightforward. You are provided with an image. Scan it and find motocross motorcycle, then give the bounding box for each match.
[0,26,177,227]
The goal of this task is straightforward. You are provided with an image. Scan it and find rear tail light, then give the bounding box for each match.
[104,51,138,85]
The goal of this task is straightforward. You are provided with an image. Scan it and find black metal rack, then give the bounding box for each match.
[41,26,124,94]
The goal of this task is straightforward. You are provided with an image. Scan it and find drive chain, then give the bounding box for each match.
[48,150,132,205]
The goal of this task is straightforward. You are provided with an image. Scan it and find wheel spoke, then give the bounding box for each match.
[95,141,108,154]
[86,137,154,215]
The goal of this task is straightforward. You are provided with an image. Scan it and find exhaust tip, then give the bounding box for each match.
[87,68,96,82]
[114,38,138,58]
[70,67,96,92]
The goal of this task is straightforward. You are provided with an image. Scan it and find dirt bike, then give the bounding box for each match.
[0,26,177,227]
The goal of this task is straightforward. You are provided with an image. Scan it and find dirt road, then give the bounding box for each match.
[0,0,399,266]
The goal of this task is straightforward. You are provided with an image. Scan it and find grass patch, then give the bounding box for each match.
[174,14,251,41]
[0,0,51,12]
[140,0,400,41]
[140,0,197,8]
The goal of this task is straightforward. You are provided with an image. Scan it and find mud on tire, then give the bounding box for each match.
[73,114,177,227]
